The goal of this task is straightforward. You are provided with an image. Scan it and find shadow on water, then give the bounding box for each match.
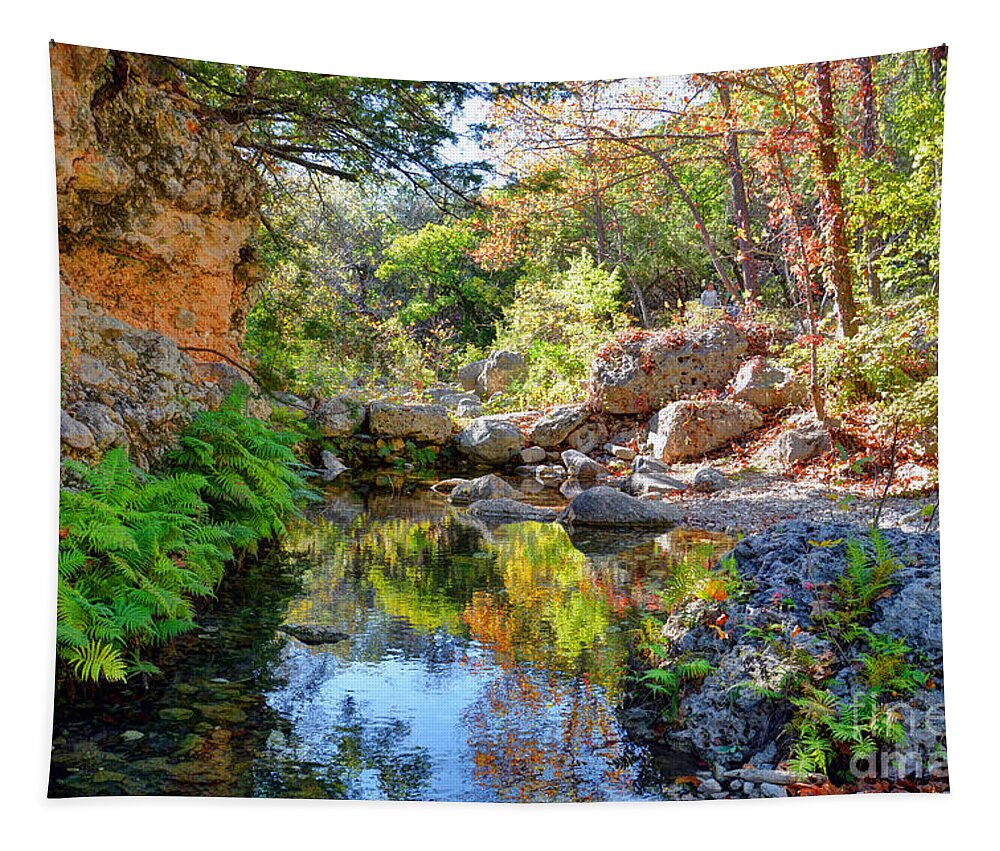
[49,475,733,801]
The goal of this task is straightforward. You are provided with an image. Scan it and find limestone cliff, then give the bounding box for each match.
[52,43,267,466]
[51,42,263,361]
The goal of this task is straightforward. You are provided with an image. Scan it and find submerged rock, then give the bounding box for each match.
[466,498,557,526]
[278,624,350,645]
[558,486,681,528]
[319,450,348,481]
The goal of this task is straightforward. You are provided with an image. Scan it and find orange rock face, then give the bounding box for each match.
[51,43,262,361]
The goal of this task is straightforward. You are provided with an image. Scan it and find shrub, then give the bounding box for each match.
[490,252,632,406]
[782,294,938,434]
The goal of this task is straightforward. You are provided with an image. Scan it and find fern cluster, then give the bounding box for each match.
[168,385,318,542]
[788,686,907,777]
[57,449,251,683]
[659,548,746,612]
[782,533,929,780]
[815,530,901,637]
[57,388,317,685]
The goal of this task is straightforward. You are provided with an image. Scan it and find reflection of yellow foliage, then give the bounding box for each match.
[463,523,624,694]
[367,566,464,634]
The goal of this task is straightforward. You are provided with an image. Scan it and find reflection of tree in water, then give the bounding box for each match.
[324,695,432,800]
[283,511,505,643]
[464,665,636,802]
[259,693,432,800]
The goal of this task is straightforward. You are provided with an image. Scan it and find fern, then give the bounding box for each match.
[57,449,235,683]
[56,390,318,686]
[676,658,714,681]
[169,386,318,540]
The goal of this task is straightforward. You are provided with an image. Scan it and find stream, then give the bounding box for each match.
[49,475,733,802]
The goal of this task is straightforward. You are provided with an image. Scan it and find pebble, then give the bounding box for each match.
[699,778,723,794]
[120,730,145,742]
[760,782,788,798]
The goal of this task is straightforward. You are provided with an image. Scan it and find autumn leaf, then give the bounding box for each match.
[703,579,728,602]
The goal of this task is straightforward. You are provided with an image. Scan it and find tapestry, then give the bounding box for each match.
[49,42,947,801]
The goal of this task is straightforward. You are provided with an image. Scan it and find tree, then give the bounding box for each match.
[813,61,858,337]
[376,220,517,348]
[165,54,486,209]
[716,80,759,298]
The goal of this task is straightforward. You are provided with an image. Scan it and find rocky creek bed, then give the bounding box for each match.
[50,470,945,800]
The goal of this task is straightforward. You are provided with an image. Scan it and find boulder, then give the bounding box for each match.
[647,400,763,463]
[519,446,547,464]
[528,404,589,448]
[565,420,609,455]
[458,359,487,392]
[60,410,95,450]
[622,471,688,497]
[467,498,557,526]
[558,486,681,528]
[561,449,607,480]
[475,350,527,399]
[622,455,688,496]
[759,421,831,467]
[369,401,452,443]
[692,467,729,493]
[312,395,366,438]
[455,417,525,466]
[730,357,806,411]
[590,323,747,414]
[436,390,480,409]
[632,455,672,476]
[449,474,521,505]
[610,445,637,462]
[455,398,485,418]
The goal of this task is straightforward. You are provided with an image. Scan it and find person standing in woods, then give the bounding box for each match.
[700,281,722,309]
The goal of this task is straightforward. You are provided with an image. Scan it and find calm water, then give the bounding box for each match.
[49,476,732,801]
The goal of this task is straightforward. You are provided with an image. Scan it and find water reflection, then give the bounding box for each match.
[49,478,732,801]
[267,482,732,800]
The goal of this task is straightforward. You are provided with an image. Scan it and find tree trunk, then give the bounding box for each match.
[857,55,883,306]
[717,82,758,300]
[929,45,948,94]
[813,62,858,338]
